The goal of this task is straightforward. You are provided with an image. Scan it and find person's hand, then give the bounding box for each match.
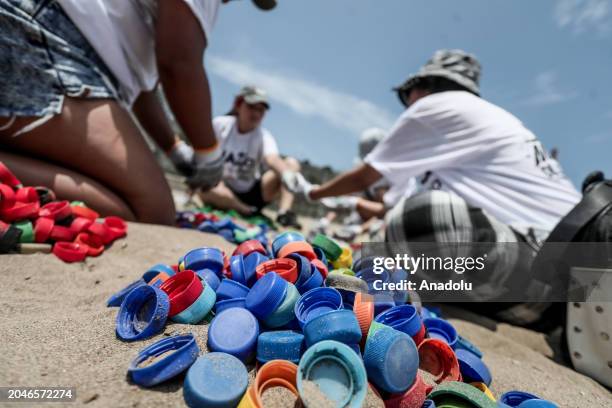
[167,140,195,177]
[282,171,316,201]
[320,196,359,210]
[187,146,224,190]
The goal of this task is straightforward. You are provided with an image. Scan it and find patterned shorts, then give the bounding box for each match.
[0,0,117,133]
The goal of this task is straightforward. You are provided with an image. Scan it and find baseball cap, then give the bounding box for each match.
[237,86,270,109]
[252,0,277,10]
[394,49,481,98]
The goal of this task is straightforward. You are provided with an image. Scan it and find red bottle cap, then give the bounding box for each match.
[75,232,104,257]
[104,216,127,240]
[160,270,203,317]
[15,186,38,204]
[88,221,114,245]
[255,258,298,283]
[70,217,93,235]
[233,239,267,257]
[417,338,461,384]
[49,225,76,242]
[0,162,22,188]
[71,204,99,220]
[34,217,55,243]
[52,242,88,263]
[0,201,40,222]
[39,200,72,221]
[0,184,16,210]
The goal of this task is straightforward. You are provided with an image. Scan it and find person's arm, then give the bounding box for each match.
[132,89,176,152]
[310,164,382,200]
[264,154,289,175]
[155,0,215,150]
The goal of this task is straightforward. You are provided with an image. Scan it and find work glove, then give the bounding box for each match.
[320,196,359,211]
[167,140,195,177]
[282,171,316,201]
[187,147,225,191]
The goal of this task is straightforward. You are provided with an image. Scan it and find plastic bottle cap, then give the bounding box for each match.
[294,287,343,329]
[375,304,422,337]
[303,309,362,347]
[115,285,169,341]
[423,318,458,348]
[104,216,127,239]
[71,203,99,220]
[324,273,369,295]
[277,241,317,260]
[418,338,462,384]
[216,278,250,301]
[128,334,199,387]
[229,255,248,286]
[272,231,305,256]
[499,391,540,407]
[297,340,367,408]
[197,268,221,291]
[39,200,72,221]
[363,326,418,394]
[208,308,259,362]
[142,263,176,283]
[14,220,33,243]
[233,239,268,257]
[296,265,323,295]
[289,254,312,286]
[159,270,203,317]
[70,217,94,235]
[107,279,146,307]
[49,225,75,242]
[75,233,104,257]
[183,247,224,276]
[517,400,558,408]
[456,349,492,386]
[311,258,329,279]
[242,252,269,287]
[148,272,170,288]
[256,331,304,364]
[183,353,249,408]
[0,184,16,210]
[255,258,298,283]
[252,360,300,406]
[429,382,499,408]
[215,297,247,314]
[311,234,342,261]
[52,241,88,263]
[470,382,496,402]
[263,283,300,328]
[383,372,428,408]
[245,272,288,320]
[87,221,114,244]
[353,293,375,340]
[171,283,216,324]
[454,335,483,358]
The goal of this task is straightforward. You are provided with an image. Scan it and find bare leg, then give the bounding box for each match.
[262,157,300,213]
[199,182,253,215]
[0,151,135,220]
[0,97,175,225]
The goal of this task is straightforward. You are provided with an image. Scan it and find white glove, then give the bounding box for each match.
[282,171,316,201]
[187,147,225,191]
[320,196,359,210]
[167,140,195,177]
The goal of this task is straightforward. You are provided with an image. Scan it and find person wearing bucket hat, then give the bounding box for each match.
[0,0,277,225]
[284,49,580,322]
[199,85,302,229]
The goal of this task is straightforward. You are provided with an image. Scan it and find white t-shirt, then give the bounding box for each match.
[365,91,581,238]
[58,0,221,106]
[213,116,279,193]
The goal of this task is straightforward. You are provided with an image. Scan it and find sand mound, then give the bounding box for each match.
[0,223,609,407]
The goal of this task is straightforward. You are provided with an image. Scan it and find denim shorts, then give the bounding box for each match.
[0,0,118,133]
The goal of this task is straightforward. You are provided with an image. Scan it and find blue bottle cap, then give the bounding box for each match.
[215,297,247,314]
[245,272,288,320]
[363,326,418,394]
[197,220,216,233]
[257,330,304,364]
[356,267,390,290]
[183,247,224,276]
[296,265,324,294]
[197,268,221,291]
[454,335,483,358]
[423,317,458,348]
[183,353,248,408]
[171,283,216,324]
[375,304,422,337]
[422,400,436,408]
[272,231,305,256]
[142,263,175,283]
[229,255,247,286]
[500,391,540,407]
[303,309,362,347]
[216,279,250,301]
[263,283,300,328]
[298,340,367,408]
[128,334,199,387]
[243,252,269,287]
[208,308,259,362]
[294,287,343,329]
[372,294,396,316]
[289,253,313,287]
[107,278,146,307]
[517,400,558,408]
[313,246,328,264]
[455,349,492,386]
[116,285,169,341]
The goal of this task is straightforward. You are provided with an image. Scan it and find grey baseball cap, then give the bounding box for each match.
[395,49,482,96]
[238,85,270,109]
[252,0,277,10]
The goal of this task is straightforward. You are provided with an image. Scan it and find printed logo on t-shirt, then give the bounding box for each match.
[224,151,257,182]
[528,138,562,180]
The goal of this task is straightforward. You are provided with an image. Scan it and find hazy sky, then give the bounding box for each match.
[207,0,612,187]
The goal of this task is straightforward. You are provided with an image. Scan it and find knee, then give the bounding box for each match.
[284,156,301,171]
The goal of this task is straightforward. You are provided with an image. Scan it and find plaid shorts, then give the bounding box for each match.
[0,0,117,132]
[385,190,538,304]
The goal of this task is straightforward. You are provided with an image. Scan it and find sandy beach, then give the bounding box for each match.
[1,222,610,407]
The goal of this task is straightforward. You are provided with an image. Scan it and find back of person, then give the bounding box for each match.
[374,90,581,239]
